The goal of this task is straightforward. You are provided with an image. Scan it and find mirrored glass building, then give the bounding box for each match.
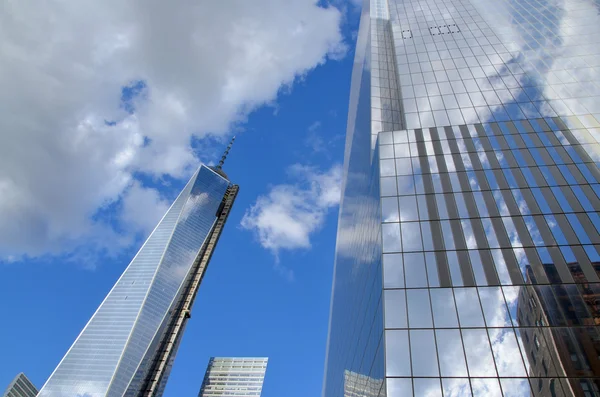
[323,0,600,395]
[38,163,239,397]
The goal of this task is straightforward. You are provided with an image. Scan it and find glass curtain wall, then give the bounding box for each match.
[325,0,600,395]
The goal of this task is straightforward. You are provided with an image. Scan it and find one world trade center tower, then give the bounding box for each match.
[38,141,239,397]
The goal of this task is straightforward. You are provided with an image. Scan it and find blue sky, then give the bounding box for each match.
[0,1,359,396]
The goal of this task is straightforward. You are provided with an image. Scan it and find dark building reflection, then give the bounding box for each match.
[518,263,600,396]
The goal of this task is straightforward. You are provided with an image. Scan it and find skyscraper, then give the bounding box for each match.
[38,146,239,397]
[197,357,268,397]
[2,373,37,397]
[324,0,600,396]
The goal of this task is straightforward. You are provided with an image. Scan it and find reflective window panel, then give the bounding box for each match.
[324,0,600,395]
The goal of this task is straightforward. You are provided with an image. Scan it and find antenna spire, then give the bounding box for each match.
[217,136,235,170]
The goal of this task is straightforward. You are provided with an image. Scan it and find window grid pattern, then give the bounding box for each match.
[387,0,600,131]
[198,358,267,397]
[381,118,600,397]
[329,0,600,394]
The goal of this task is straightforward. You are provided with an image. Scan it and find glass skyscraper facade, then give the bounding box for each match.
[38,165,239,397]
[324,0,600,396]
[197,357,268,397]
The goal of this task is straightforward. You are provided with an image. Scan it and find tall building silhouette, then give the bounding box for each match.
[197,357,268,397]
[2,373,37,397]
[38,141,239,397]
[323,0,600,396]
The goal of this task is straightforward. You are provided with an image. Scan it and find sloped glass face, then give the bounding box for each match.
[323,2,386,396]
[38,166,229,397]
[114,167,229,397]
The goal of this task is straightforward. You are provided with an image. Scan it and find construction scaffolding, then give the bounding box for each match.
[138,184,240,397]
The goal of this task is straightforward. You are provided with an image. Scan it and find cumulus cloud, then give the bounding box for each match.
[304,120,344,157]
[119,182,170,235]
[0,0,346,260]
[240,163,342,255]
[305,121,327,154]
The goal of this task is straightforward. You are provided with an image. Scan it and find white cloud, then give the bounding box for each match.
[119,182,170,235]
[308,121,322,133]
[240,163,342,255]
[304,120,344,158]
[305,121,327,154]
[0,0,347,260]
